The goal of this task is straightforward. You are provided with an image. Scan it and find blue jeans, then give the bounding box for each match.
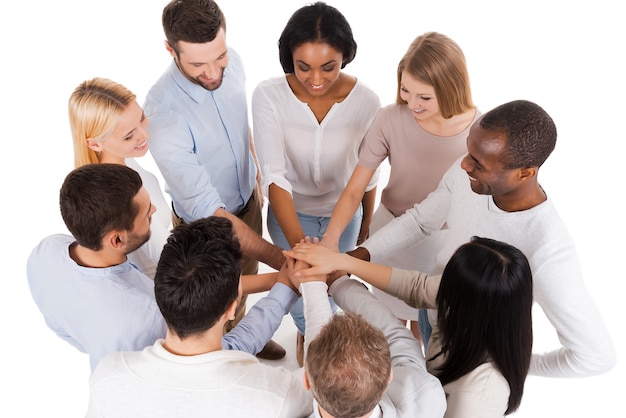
[267,204,363,335]
[418,309,432,351]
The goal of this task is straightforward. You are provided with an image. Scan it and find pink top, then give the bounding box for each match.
[358,104,480,216]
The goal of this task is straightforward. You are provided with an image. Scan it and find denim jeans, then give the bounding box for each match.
[418,309,433,351]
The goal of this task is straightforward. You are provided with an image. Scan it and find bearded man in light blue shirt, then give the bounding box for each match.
[144,0,286,359]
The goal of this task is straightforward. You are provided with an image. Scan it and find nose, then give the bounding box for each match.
[149,202,157,217]
[460,154,472,172]
[407,95,420,109]
[138,125,149,142]
[203,63,220,80]
[310,69,323,85]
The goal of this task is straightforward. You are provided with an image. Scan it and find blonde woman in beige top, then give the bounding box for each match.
[322,32,479,339]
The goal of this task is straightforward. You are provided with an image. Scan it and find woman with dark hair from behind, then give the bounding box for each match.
[285,236,533,417]
[434,237,533,415]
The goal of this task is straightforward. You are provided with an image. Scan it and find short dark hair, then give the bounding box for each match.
[59,163,142,251]
[306,312,391,418]
[154,217,242,339]
[162,0,226,54]
[278,1,357,74]
[479,100,557,169]
[435,236,533,414]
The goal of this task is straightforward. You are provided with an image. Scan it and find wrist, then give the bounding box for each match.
[346,246,370,262]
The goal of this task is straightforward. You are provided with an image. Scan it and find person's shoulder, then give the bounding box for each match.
[90,350,139,385]
[368,103,410,129]
[253,76,287,94]
[29,234,73,257]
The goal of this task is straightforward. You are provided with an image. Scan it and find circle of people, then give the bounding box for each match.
[26,1,616,417]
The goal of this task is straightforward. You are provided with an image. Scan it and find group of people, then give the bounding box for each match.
[25,0,616,417]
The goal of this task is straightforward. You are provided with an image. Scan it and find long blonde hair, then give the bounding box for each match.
[68,78,136,168]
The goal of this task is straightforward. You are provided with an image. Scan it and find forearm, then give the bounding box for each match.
[361,207,427,263]
[216,208,285,270]
[301,281,333,360]
[335,253,393,290]
[223,283,297,354]
[268,184,305,247]
[361,188,377,229]
[323,165,373,245]
[241,272,277,294]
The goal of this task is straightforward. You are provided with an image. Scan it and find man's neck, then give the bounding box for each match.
[161,325,224,356]
[69,243,126,268]
[493,183,547,212]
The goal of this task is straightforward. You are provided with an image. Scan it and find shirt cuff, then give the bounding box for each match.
[268,282,298,312]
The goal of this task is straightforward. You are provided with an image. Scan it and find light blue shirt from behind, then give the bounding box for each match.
[26,234,167,372]
[27,235,298,372]
[144,48,256,222]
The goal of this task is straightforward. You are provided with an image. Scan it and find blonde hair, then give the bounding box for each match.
[68,78,136,168]
[396,32,474,119]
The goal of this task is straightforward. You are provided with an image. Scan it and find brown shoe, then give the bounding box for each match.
[296,332,304,367]
[256,339,286,360]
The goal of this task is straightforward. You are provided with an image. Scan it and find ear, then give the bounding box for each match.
[104,230,126,250]
[86,138,103,152]
[225,299,238,321]
[165,40,176,58]
[518,166,538,181]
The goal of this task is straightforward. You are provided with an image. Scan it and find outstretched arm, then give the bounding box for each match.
[358,187,377,245]
[215,208,285,270]
[284,243,392,291]
[223,264,298,355]
[322,165,376,251]
[330,277,447,417]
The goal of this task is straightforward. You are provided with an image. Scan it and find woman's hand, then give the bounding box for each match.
[283,240,346,278]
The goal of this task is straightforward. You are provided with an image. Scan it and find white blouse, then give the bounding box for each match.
[251,76,380,216]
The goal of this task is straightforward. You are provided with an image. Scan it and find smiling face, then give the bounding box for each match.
[87,101,149,164]
[292,41,343,97]
[460,123,522,197]
[169,27,229,91]
[399,71,440,122]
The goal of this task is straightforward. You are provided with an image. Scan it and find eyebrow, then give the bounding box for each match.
[296,59,338,67]
[188,50,228,66]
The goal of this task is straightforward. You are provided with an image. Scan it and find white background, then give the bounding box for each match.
[2,0,624,416]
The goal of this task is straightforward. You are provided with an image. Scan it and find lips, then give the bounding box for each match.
[135,140,148,151]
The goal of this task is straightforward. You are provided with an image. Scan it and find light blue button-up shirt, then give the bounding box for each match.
[144,48,256,222]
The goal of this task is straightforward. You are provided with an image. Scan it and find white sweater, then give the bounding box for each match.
[362,158,616,377]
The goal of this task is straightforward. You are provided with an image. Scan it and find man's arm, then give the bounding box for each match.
[357,163,455,263]
[222,266,298,354]
[216,208,285,270]
[330,277,446,417]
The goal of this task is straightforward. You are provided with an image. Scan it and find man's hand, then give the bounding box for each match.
[277,262,299,296]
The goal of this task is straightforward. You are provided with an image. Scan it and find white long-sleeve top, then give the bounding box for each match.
[362,158,617,377]
[251,76,380,216]
[126,158,172,279]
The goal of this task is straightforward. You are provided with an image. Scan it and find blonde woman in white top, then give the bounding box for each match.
[69,78,171,278]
